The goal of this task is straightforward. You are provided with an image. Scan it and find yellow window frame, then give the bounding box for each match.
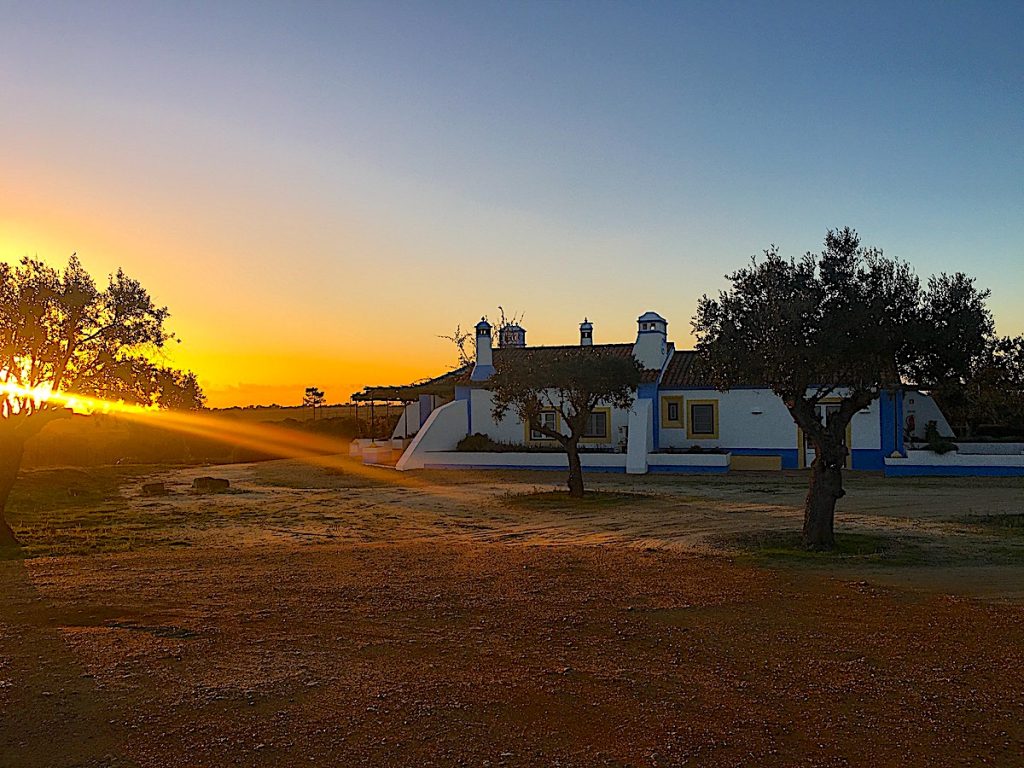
[581,407,613,444]
[661,396,684,429]
[686,399,719,439]
[524,409,560,442]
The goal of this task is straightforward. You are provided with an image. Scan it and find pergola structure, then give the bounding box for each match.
[350,366,468,440]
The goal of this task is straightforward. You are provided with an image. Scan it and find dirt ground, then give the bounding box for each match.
[2,460,1024,766]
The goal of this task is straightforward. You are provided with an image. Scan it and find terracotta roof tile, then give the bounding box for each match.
[658,350,715,388]
[457,343,663,386]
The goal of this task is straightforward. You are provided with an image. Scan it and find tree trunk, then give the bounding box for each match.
[802,442,846,550]
[0,436,26,550]
[566,441,585,498]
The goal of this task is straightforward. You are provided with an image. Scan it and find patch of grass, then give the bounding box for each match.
[8,465,164,517]
[724,530,930,567]
[726,527,1024,570]
[501,489,658,512]
[6,465,186,559]
[251,460,388,490]
[958,513,1024,535]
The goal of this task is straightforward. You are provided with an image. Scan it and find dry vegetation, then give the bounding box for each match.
[2,460,1024,766]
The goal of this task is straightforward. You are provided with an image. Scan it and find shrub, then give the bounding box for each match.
[924,420,958,454]
[457,433,503,451]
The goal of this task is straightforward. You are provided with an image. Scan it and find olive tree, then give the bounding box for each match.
[0,255,203,549]
[932,335,1024,438]
[693,228,992,549]
[488,347,641,497]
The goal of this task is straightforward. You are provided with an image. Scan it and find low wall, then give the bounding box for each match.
[396,400,468,470]
[349,438,376,456]
[954,442,1024,455]
[647,453,731,473]
[885,450,1024,477]
[417,452,628,472]
[411,451,731,474]
[626,399,653,474]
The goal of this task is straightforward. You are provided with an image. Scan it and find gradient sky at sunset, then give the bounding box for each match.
[2,1,1021,407]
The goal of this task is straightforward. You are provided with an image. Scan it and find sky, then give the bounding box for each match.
[1,1,1021,407]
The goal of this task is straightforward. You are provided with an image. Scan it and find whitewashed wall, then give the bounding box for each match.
[657,388,880,451]
[390,402,421,439]
[885,450,1024,476]
[415,452,628,470]
[469,388,632,448]
[955,443,1024,455]
[903,390,954,439]
[396,400,468,471]
[626,398,653,474]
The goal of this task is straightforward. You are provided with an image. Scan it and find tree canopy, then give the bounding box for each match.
[693,228,993,548]
[489,347,641,497]
[303,386,326,419]
[1,254,203,548]
[934,334,1024,437]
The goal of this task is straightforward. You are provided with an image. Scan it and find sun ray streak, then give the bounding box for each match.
[1,382,473,498]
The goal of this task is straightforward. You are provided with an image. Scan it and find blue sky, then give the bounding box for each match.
[2,1,1021,404]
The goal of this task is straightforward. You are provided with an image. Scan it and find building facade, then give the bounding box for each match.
[383,311,954,474]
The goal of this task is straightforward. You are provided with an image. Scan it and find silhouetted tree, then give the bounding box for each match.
[488,347,641,497]
[933,334,1024,437]
[0,255,204,550]
[303,386,326,420]
[438,325,474,369]
[693,228,992,549]
[440,307,526,369]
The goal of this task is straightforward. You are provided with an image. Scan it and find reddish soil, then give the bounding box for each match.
[3,541,1023,767]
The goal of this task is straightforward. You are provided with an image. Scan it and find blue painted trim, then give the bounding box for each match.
[657,385,730,392]
[851,449,885,471]
[879,390,896,457]
[423,464,627,473]
[418,394,434,429]
[455,386,472,434]
[885,465,1024,477]
[470,364,495,382]
[637,382,659,448]
[647,465,730,474]
[895,389,905,456]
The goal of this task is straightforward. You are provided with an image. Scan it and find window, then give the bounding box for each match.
[661,396,684,428]
[582,408,611,442]
[529,410,558,441]
[686,399,719,439]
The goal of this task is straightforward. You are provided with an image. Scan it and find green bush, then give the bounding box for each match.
[457,433,503,451]
[456,433,611,453]
[924,420,958,454]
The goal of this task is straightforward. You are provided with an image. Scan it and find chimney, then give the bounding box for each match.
[499,323,527,348]
[580,318,593,346]
[470,317,495,381]
[632,311,668,370]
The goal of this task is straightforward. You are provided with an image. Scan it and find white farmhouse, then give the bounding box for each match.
[355,311,959,475]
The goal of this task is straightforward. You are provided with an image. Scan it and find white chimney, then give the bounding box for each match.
[499,323,527,348]
[471,317,495,381]
[580,318,593,346]
[632,311,668,370]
